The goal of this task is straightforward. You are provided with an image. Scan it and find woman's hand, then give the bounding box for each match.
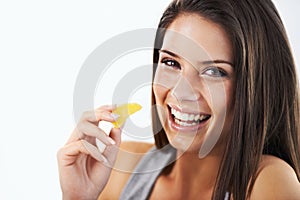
[57,105,121,200]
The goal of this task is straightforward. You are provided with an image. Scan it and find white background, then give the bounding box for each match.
[0,1,299,199]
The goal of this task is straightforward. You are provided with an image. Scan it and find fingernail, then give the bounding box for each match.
[111,113,120,120]
[107,137,116,145]
[100,155,109,164]
[96,139,106,153]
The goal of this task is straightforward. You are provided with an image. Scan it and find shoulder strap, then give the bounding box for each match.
[119,145,176,200]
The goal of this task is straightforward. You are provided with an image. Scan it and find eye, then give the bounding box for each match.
[203,67,227,77]
[160,58,181,70]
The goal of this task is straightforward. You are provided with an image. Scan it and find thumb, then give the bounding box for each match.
[109,128,121,146]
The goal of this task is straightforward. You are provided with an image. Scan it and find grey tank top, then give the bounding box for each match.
[119,145,230,200]
[119,145,176,200]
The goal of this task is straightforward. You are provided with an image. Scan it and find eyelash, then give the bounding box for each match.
[160,58,181,70]
[160,57,228,77]
[204,67,228,77]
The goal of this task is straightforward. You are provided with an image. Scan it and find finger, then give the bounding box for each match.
[102,128,122,163]
[96,138,106,153]
[70,122,116,145]
[80,110,116,124]
[96,128,121,155]
[81,140,108,163]
[95,104,117,111]
[66,106,120,143]
[57,140,108,167]
[109,128,122,146]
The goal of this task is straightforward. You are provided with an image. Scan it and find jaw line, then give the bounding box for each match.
[198,108,226,159]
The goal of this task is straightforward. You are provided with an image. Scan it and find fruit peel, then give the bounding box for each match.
[112,103,142,128]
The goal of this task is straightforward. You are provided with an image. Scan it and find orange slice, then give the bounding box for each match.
[112,103,142,128]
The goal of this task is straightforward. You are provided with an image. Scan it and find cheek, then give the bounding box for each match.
[153,85,169,129]
[153,85,169,104]
[203,80,234,113]
[225,83,235,113]
[222,86,235,136]
[220,83,235,135]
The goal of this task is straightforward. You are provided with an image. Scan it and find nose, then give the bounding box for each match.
[171,75,201,102]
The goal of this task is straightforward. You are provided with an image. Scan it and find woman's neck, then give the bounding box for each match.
[167,145,225,198]
[177,153,221,184]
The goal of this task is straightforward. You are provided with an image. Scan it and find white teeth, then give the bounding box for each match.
[175,119,196,127]
[182,113,189,121]
[189,115,194,121]
[200,115,205,121]
[171,108,175,115]
[170,107,209,126]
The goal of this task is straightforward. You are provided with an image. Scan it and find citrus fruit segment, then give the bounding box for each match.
[112,103,142,128]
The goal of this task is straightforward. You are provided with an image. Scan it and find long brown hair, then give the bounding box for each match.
[151,0,300,199]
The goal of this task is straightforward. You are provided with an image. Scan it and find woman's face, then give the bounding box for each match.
[153,14,235,157]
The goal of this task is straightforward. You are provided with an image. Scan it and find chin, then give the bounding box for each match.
[166,129,207,154]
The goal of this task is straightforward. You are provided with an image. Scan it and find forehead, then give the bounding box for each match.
[162,13,233,64]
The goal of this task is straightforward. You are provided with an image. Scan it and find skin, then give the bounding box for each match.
[57,14,300,200]
[153,13,235,157]
[151,13,235,199]
[57,105,122,200]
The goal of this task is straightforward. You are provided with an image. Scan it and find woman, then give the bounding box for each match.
[57,0,300,199]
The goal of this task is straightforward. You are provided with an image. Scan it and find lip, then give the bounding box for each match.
[167,104,211,133]
[168,104,211,116]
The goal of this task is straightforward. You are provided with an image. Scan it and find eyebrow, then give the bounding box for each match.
[159,49,233,67]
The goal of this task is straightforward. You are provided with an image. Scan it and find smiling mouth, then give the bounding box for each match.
[168,105,211,128]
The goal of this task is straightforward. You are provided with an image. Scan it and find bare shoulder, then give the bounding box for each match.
[98,141,154,200]
[250,155,300,200]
